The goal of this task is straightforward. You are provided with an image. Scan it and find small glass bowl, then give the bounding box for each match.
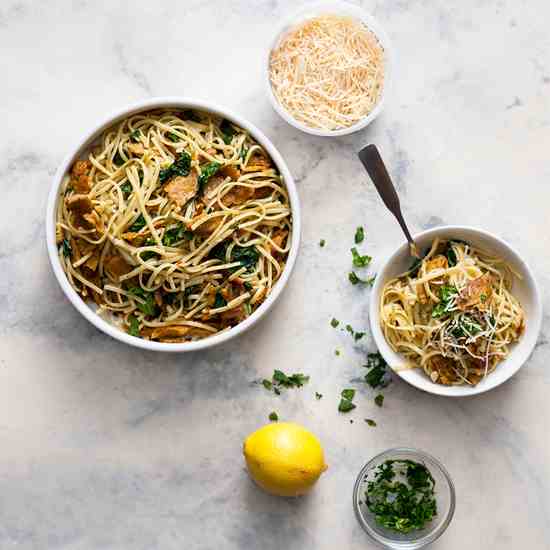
[353,448,456,549]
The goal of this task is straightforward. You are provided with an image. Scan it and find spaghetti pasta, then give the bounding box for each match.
[55,109,292,343]
[380,238,524,385]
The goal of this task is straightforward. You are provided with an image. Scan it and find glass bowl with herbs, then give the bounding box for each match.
[353,448,455,549]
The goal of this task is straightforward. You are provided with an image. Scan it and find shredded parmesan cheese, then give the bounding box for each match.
[269,14,385,131]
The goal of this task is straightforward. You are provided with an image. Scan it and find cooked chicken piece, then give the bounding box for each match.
[220,164,240,180]
[71,160,92,193]
[71,160,91,177]
[82,210,104,235]
[220,305,246,324]
[193,216,223,236]
[429,355,456,385]
[104,254,132,280]
[66,194,94,229]
[77,241,100,271]
[270,230,288,254]
[221,184,254,207]
[253,184,273,199]
[203,175,225,199]
[150,325,194,340]
[128,143,144,156]
[244,151,271,172]
[457,273,493,311]
[425,255,448,273]
[165,172,198,208]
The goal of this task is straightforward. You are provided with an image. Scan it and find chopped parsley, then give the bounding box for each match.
[339,388,356,412]
[355,226,365,244]
[374,394,384,407]
[335,349,341,356]
[364,352,390,389]
[197,161,221,190]
[354,331,366,342]
[261,370,310,394]
[351,247,371,268]
[315,392,323,400]
[128,315,140,337]
[330,318,340,328]
[62,238,72,257]
[319,239,326,247]
[268,411,278,422]
[365,460,437,533]
[349,271,376,286]
[159,152,192,184]
[431,285,458,318]
[365,418,377,427]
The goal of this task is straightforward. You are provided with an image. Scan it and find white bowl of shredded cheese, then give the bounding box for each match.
[266,2,392,136]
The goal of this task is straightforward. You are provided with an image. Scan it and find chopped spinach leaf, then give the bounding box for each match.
[163,223,193,246]
[128,315,140,337]
[232,246,259,271]
[220,119,235,145]
[197,161,221,191]
[113,152,125,166]
[213,291,227,309]
[128,287,158,317]
[182,109,201,123]
[129,214,146,232]
[62,238,72,257]
[159,152,192,184]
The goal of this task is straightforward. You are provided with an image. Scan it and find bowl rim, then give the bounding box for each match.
[352,447,456,549]
[264,0,394,137]
[369,225,543,396]
[45,96,302,352]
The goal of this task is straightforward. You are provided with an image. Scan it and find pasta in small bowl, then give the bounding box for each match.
[46,98,300,352]
[370,226,542,396]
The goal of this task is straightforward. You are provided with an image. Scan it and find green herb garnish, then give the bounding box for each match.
[129,214,146,232]
[315,392,323,400]
[128,314,140,337]
[374,394,384,407]
[268,411,278,422]
[431,285,458,319]
[163,223,193,246]
[335,349,341,356]
[319,239,326,247]
[355,226,365,244]
[213,291,227,309]
[330,318,340,328]
[341,388,355,401]
[365,459,437,533]
[182,109,201,123]
[354,331,366,341]
[130,129,141,142]
[159,152,192,184]
[232,246,259,271]
[262,370,310,394]
[338,398,356,413]
[219,119,235,145]
[262,379,273,391]
[128,287,158,317]
[351,247,371,268]
[197,161,221,190]
[62,238,72,257]
[364,352,390,389]
[365,418,377,427]
[113,151,125,166]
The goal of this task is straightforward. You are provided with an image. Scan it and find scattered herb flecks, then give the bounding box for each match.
[213,291,227,309]
[355,226,365,244]
[330,318,340,328]
[128,287,158,317]
[315,392,323,400]
[198,161,221,191]
[319,239,326,248]
[338,388,356,413]
[163,223,193,246]
[364,352,391,389]
[365,418,377,427]
[351,247,372,268]
[365,459,437,533]
[431,285,458,319]
[374,394,384,407]
[268,411,278,422]
[261,370,310,394]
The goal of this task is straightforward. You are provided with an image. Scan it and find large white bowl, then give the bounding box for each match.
[46,97,301,352]
[369,226,542,396]
[265,1,393,137]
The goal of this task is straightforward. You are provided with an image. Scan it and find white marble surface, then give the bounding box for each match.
[1,1,550,548]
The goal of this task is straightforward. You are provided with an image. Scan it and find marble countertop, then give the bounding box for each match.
[2,1,549,548]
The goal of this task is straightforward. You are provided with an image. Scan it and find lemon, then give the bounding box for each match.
[243,422,328,496]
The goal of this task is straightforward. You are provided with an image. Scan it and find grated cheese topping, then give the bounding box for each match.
[269,14,385,131]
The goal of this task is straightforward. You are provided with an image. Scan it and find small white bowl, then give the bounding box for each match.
[369,226,543,396]
[45,97,301,352]
[265,1,393,137]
